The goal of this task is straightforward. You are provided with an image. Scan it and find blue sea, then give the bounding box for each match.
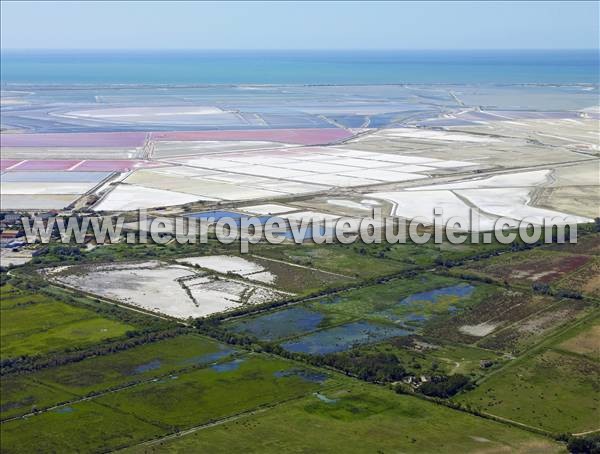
[1,50,598,85]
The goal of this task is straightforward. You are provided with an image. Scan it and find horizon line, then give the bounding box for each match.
[2,48,599,52]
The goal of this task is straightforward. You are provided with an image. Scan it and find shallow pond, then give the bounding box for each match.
[398,284,475,306]
[229,307,324,341]
[274,368,328,383]
[132,359,162,374]
[210,358,245,373]
[382,283,475,325]
[179,346,236,366]
[280,321,410,355]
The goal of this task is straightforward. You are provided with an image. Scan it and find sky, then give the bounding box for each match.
[1,1,598,50]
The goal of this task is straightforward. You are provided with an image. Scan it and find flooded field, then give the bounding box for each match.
[309,275,486,327]
[228,306,325,341]
[280,321,410,355]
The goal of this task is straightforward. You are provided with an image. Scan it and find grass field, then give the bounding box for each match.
[1,334,235,419]
[0,376,76,421]
[456,244,598,297]
[456,311,600,434]
[553,256,600,299]
[225,274,493,351]
[476,298,592,354]
[247,255,353,294]
[122,383,562,453]
[360,338,506,378]
[1,400,165,453]
[2,236,596,452]
[1,352,333,453]
[94,353,330,431]
[555,315,600,359]
[305,274,487,326]
[251,242,407,278]
[1,287,134,358]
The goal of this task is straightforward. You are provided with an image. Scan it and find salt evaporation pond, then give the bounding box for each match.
[280,321,410,355]
[187,211,333,240]
[229,307,325,341]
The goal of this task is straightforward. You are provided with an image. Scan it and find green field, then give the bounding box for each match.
[94,353,329,430]
[555,314,600,360]
[1,287,134,358]
[123,383,562,453]
[224,273,494,346]
[252,242,407,278]
[1,353,333,453]
[305,274,490,325]
[1,400,165,454]
[1,334,235,419]
[0,376,76,421]
[3,235,596,452]
[358,338,506,378]
[456,312,600,434]
[247,254,353,294]
[455,247,596,293]
[474,298,592,354]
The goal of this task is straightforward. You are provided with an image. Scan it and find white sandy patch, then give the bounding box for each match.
[245,271,277,284]
[287,153,344,161]
[388,164,436,173]
[408,170,551,191]
[321,157,396,169]
[457,188,593,225]
[253,180,329,194]
[122,218,175,233]
[0,249,33,267]
[169,157,250,170]
[1,194,80,211]
[459,323,498,337]
[382,128,501,143]
[177,255,264,275]
[199,173,273,185]
[196,184,286,201]
[361,199,382,206]
[369,190,500,231]
[280,210,341,223]
[153,140,295,156]
[2,182,97,195]
[290,173,380,187]
[269,161,357,174]
[93,185,205,211]
[149,166,221,178]
[324,148,385,158]
[339,169,425,183]
[223,156,298,166]
[327,199,372,211]
[185,278,283,315]
[361,153,444,165]
[226,164,316,179]
[238,203,298,215]
[176,255,279,285]
[71,106,224,117]
[421,160,478,169]
[56,263,204,319]
[52,261,283,318]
